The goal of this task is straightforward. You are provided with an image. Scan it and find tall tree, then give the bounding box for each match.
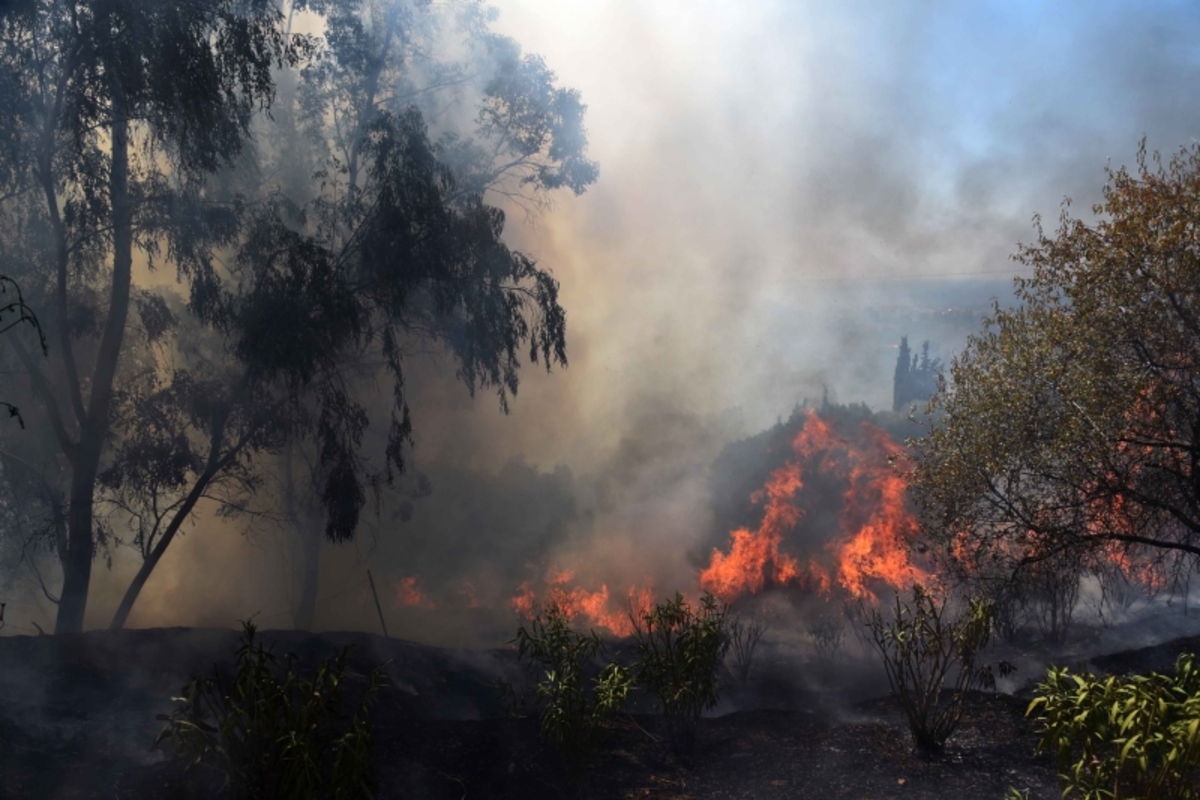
[911,142,1200,598]
[0,0,292,632]
[0,0,587,633]
[259,0,596,628]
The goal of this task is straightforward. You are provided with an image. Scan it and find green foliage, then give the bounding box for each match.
[0,0,593,634]
[505,604,632,782]
[632,591,729,754]
[868,583,1010,755]
[1027,655,1200,799]
[154,620,388,799]
[911,141,1200,610]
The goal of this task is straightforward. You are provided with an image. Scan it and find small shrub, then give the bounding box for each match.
[842,599,877,655]
[505,604,633,782]
[1026,654,1200,799]
[632,591,729,756]
[155,620,387,800]
[807,615,846,664]
[867,583,1010,755]
[727,614,767,685]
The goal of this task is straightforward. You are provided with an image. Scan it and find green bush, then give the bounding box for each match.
[505,604,633,782]
[867,583,1009,755]
[1026,654,1200,799]
[155,620,388,800]
[632,591,729,756]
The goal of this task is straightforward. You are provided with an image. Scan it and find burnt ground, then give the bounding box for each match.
[0,625,1185,799]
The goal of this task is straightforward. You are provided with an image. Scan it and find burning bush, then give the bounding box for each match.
[154,620,387,799]
[1027,654,1200,800]
[701,407,931,608]
[504,603,633,782]
[867,584,1010,755]
[631,591,729,757]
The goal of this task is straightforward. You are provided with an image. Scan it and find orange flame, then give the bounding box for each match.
[511,569,654,636]
[397,575,435,609]
[701,409,930,604]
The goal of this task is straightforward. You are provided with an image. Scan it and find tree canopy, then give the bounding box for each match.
[911,142,1200,597]
[0,0,592,632]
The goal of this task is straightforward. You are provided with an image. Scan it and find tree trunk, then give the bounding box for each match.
[109,415,229,630]
[108,466,219,630]
[283,444,321,631]
[56,69,135,634]
[293,519,321,631]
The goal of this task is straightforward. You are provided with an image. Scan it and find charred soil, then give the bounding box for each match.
[0,626,1126,799]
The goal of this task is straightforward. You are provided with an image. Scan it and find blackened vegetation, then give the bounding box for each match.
[0,627,1065,799]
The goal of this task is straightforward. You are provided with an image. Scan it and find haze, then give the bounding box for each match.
[8,0,1200,640]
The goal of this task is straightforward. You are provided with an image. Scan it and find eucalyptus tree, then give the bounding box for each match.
[0,0,588,634]
[258,0,597,629]
[0,0,295,633]
[97,0,585,630]
[911,142,1200,606]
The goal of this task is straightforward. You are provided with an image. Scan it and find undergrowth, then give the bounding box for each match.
[155,620,388,799]
[1025,653,1200,799]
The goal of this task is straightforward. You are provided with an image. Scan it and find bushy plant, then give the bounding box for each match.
[1026,654,1200,799]
[867,583,1010,755]
[727,614,767,685]
[155,620,388,800]
[505,604,633,782]
[632,591,729,755]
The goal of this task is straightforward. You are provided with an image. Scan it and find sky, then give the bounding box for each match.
[27,0,1200,636]
[394,0,1200,471]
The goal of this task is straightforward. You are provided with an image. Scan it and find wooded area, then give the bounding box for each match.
[0,0,592,633]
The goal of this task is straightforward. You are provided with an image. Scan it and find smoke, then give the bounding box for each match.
[6,0,1200,645]
[400,0,1200,465]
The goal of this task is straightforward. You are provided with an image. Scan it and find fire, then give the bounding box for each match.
[397,575,435,609]
[698,460,805,600]
[511,569,654,636]
[701,409,930,604]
